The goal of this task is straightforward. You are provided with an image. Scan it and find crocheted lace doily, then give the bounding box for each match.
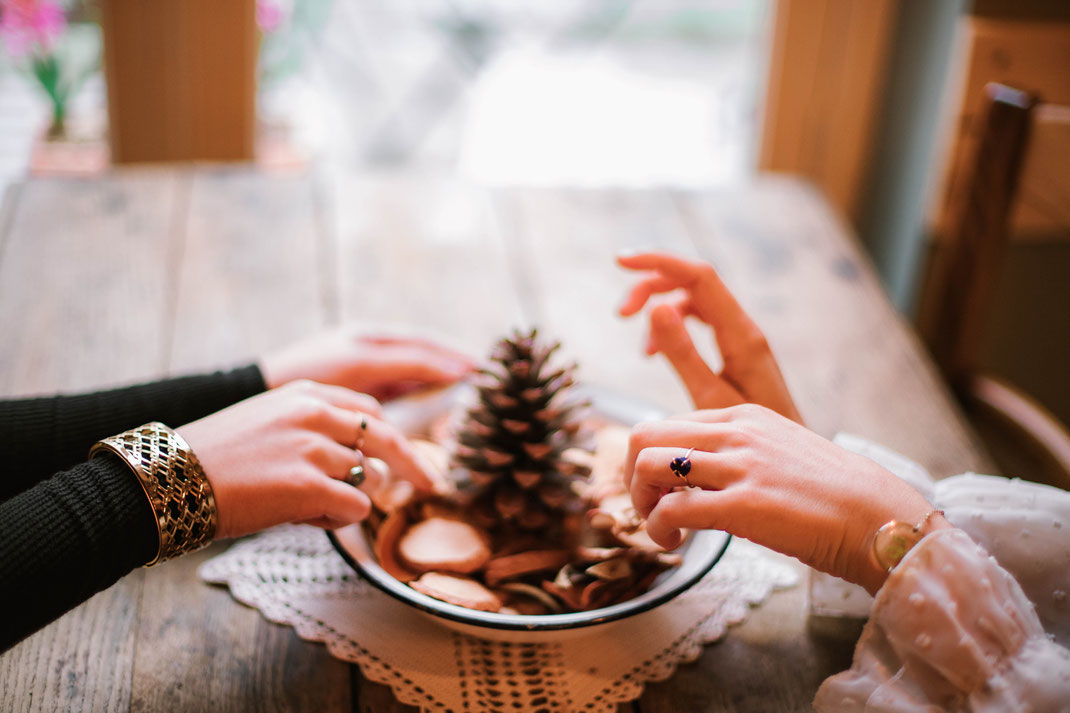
[200,525,797,712]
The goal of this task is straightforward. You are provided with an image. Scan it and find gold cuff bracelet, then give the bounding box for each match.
[90,422,217,565]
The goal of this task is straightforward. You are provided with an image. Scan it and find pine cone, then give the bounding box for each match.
[451,329,592,531]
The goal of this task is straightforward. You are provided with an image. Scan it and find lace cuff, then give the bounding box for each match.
[815,529,1070,711]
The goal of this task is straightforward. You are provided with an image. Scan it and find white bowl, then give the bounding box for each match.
[327,384,731,642]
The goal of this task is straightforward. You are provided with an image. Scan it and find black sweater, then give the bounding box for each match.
[0,366,266,651]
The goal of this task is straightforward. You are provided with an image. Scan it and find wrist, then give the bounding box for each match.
[90,423,218,564]
[861,509,951,595]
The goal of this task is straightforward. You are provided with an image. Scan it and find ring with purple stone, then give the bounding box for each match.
[670,447,696,488]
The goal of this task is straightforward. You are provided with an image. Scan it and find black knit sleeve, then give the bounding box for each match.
[0,454,158,652]
[0,365,266,501]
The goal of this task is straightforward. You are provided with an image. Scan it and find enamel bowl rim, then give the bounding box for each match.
[327,384,732,634]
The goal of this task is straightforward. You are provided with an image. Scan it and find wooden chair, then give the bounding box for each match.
[920,82,1070,490]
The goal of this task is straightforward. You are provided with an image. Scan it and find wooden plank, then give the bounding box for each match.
[933,19,1070,245]
[641,557,863,713]
[130,168,348,713]
[167,168,329,373]
[329,171,525,354]
[131,545,351,713]
[759,0,898,224]
[493,187,699,415]
[328,171,527,712]
[1011,104,1070,242]
[0,172,181,393]
[674,178,992,479]
[0,170,182,710]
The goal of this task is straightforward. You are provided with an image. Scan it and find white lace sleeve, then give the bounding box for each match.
[813,528,1070,712]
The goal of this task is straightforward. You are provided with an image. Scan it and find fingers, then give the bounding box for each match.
[286,380,436,492]
[630,447,743,518]
[644,489,733,549]
[315,477,374,525]
[647,304,745,409]
[616,251,707,281]
[357,334,476,375]
[339,412,437,492]
[623,413,737,488]
[311,439,365,479]
[616,251,800,420]
[305,381,384,419]
[616,250,760,370]
[371,358,472,387]
[619,275,686,317]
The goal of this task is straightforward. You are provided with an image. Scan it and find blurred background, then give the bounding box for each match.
[1,0,1068,476]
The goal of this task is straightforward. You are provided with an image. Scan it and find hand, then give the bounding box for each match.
[625,404,947,594]
[617,251,802,423]
[259,327,475,401]
[178,380,440,539]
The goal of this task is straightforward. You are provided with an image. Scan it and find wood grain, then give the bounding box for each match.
[759,0,897,224]
[1011,104,1070,242]
[641,558,863,713]
[495,187,698,414]
[0,170,181,711]
[933,18,1070,245]
[129,167,349,713]
[168,169,329,374]
[0,171,181,394]
[131,545,350,713]
[329,171,525,353]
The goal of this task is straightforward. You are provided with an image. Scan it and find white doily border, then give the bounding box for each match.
[200,525,799,712]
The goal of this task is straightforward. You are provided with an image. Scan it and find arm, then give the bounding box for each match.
[617,251,801,422]
[0,328,473,501]
[0,380,441,653]
[0,366,266,500]
[0,329,472,651]
[0,456,157,650]
[617,251,1070,708]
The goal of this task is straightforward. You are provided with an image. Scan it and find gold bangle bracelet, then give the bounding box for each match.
[871,508,944,573]
[90,422,217,565]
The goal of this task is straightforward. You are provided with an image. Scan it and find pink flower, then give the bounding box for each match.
[256,0,284,33]
[0,0,66,59]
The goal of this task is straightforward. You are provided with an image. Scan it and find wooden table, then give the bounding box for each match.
[0,167,991,712]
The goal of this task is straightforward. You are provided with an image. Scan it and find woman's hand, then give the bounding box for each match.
[617,251,801,423]
[259,327,475,401]
[625,404,946,595]
[177,380,440,539]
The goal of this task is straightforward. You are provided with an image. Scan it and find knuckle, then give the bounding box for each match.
[295,434,327,462]
[292,395,331,425]
[733,402,764,420]
[628,423,656,452]
[695,263,719,283]
[723,423,751,449]
[633,448,662,481]
[289,378,319,394]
